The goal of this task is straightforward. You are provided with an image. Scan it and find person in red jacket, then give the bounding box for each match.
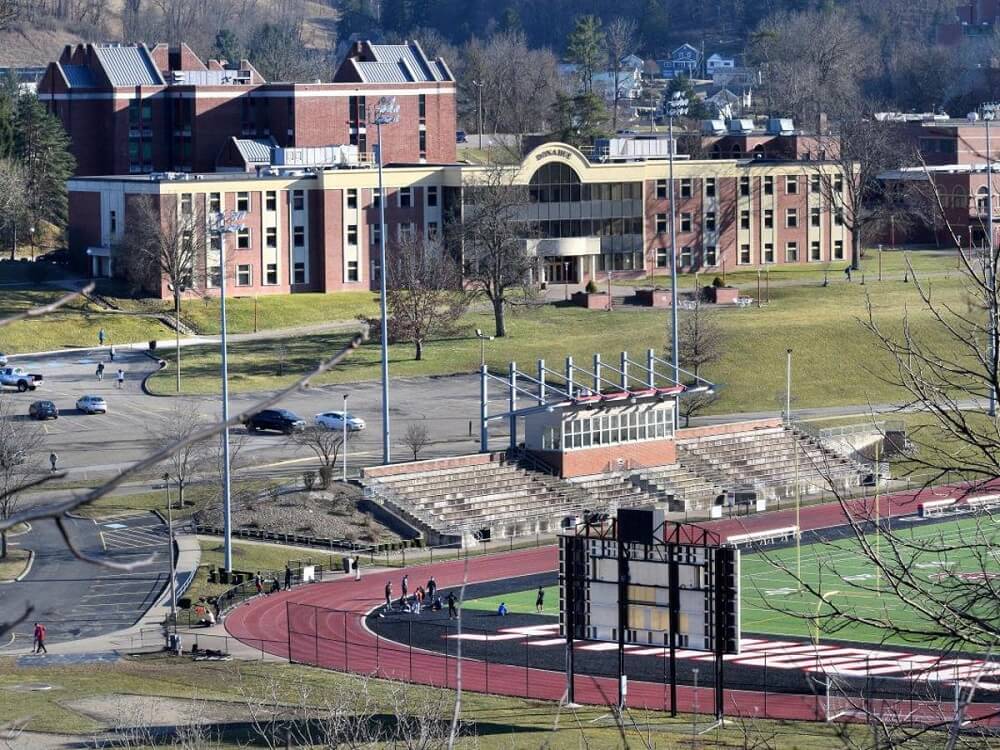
[33,622,47,654]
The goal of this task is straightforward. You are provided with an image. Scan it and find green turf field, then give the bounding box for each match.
[466,515,999,649]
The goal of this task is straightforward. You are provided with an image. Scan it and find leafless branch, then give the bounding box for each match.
[0,282,95,329]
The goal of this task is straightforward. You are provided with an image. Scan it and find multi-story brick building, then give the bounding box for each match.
[38,40,456,176]
[69,141,852,296]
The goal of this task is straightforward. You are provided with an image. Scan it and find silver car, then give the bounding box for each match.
[76,395,108,414]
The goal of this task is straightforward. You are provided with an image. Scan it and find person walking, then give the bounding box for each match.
[844,265,852,282]
[383,581,392,615]
[109,345,115,362]
[414,586,424,615]
[254,572,263,595]
[401,574,408,598]
[116,368,125,389]
[284,565,292,590]
[426,576,436,600]
[353,556,361,581]
[98,328,105,347]
[96,361,105,381]
[33,622,47,654]
[535,586,545,613]
[49,452,58,473]
[446,591,458,620]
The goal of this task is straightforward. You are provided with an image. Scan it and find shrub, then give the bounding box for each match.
[712,276,725,287]
[303,471,317,491]
[585,279,599,294]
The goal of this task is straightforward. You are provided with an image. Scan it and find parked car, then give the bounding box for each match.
[456,130,467,143]
[76,395,107,414]
[247,409,305,434]
[29,400,58,420]
[0,353,7,366]
[0,366,43,392]
[315,411,366,432]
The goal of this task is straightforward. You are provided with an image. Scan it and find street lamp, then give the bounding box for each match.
[29,225,35,261]
[162,472,177,633]
[372,96,400,465]
[978,103,998,418]
[342,392,349,483]
[472,80,484,150]
[211,209,246,573]
[665,91,688,384]
[475,328,494,368]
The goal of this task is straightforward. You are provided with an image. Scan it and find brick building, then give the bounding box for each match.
[69,141,852,296]
[937,1,1000,45]
[37,40,456,176]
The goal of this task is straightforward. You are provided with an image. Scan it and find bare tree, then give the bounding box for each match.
[402,422,430,461]
[118,194,205,392]
[150,405,210,510]
[386,234,467,361]
[288,426,344,470]
[0,0,21,30]
[460,163,535,338]
[670,298,723,427]
[604,17,637,133]
[0,396,41,559]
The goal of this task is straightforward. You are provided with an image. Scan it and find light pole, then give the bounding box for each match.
[785,348,792,423]
[980,103,998,418]
[212,210,246,574]
[472,80,484,150]
[665,91,688,384]
[475,328,493,368]
[29,225,35,261]
[162,472,177,632]
[342,392,349,483]
[373,96,399,465]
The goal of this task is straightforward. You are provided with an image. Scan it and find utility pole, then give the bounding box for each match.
[163,473,177,632]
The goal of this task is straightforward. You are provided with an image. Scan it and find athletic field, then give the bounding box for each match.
[465,515,998,648]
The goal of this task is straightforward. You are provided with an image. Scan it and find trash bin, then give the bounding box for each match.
[149,340,157,351]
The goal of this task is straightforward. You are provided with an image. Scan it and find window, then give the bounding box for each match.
[347,261,359,282]
[705,211,716,232]
[265,263,278,284]
[293,262,305,284]
[427,221,439,239]
[206,265,221,288]
[810,207,821,227]
[786,208,798,228]
[370,223,380,245]
[785,175,798,194]
[764,176,774,195]
[705,245,718,265]
[656,247,669,267]
[764,243,774,263]
[739,243,751,264]
[656,213,667,233]
[680,178,692,198]
[236,264,251,286]
[418,94,426,120]
[237,228,250,249]
[292,190,304,211]
[109,210,117,236]
[347,225,358,245]
[180,193,192,215]
[834,175,844,192]
[680,213,692,232]
[399,222,416,242]
[237,192,249,212]
[705,178,716,198]
[833,240,844,260]
[265,227,277,248]
[785,241,798,262]
[265,191,276,212]
[811,174,821,193]
[344,188,357,209]
[398,187,412,208]
[834,208,844,226]
[418,130,426,156]
[764,209,773,229]
[656,179,667,199]
[427,186,438,207]
[739,176,750,196]
[810,240,821,261]
[208,192,221,213]
[372,188,381,208]
[680,246,693,266]
[293,226,305,247]
[740,210,750,230]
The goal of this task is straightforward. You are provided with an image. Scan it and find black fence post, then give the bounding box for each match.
[343,610,348,672]
[763,650,768,717]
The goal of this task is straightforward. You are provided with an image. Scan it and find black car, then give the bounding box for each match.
[28,400,58,420]
[246,409,306,434]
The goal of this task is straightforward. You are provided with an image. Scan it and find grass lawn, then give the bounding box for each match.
[73,480,270,521]
[0,547,30,581]
[465,585,552,615]
[0,289,172,354]
[0,656,856,747]
[147,271,977,417]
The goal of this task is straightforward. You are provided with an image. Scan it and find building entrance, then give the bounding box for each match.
[544,257,578,284]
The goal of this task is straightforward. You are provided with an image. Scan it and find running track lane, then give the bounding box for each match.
[225,491,1000,725]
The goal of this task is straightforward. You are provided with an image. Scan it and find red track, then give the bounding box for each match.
[225,488,1000,724]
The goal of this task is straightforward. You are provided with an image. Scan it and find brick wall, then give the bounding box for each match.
[361,453,493,479]
[68,191,101,271]
[675,417,782,441]
[530,439,678,479]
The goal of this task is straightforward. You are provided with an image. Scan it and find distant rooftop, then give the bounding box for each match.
[92,44,164,86]
[334,40,454,85]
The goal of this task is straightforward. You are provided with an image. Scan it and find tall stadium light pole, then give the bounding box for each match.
[666,92,688,384]
[788,348,800,587]
[982,103,998,418]
[373,96,400,465]
[163,472,176,633]
[213,210,245,573]
[342,393,349,482]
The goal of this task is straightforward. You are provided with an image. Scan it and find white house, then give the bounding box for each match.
[706,54,735,73]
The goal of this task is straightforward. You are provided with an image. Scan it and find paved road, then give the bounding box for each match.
[0,511,170,648]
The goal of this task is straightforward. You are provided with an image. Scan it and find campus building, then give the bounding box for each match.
[37,40,457,175]
[68,142,853,293]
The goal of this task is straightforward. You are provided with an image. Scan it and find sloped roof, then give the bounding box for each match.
[61,64,97,87]
[232,137,277,164]
[92,45,164,86]
[342,41,454,84]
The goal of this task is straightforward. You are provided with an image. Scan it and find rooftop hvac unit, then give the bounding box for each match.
[767,118,795,135]
[702,119,726,135]
[728,118,754,134]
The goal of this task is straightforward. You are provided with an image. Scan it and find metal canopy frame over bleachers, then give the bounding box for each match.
[479,349,716,452]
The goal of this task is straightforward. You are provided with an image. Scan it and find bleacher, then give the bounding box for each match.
[676,426,862,500]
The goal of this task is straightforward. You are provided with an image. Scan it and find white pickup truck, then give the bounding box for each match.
[0,367,43,391]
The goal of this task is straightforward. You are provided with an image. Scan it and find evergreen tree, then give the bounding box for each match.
[552,91,611,148]
[213,30,243,64]
[566,15,605,93]
[13,93,75,230]
[0,71,18,159]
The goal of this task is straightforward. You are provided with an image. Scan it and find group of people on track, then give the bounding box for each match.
[381,574,457,618]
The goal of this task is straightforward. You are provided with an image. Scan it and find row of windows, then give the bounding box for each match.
[529,181,643,203]
[534,217,643,239]
[656,173,843,199]
[597,251,645,271]
[553,409,674,451]
[654,239,847,268]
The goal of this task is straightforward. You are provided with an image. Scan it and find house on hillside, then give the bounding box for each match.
[706,53,735,74]
[658,44,700,79]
